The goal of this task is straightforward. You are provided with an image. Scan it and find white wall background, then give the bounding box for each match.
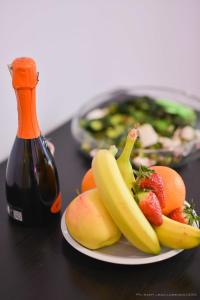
[0,0,200,162]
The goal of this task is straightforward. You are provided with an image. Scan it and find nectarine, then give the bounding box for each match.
[65,189,121,249]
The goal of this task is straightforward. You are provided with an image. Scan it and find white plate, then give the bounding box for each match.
[61,211,183,265]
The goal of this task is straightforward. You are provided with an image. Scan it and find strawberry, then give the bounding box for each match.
[169,202,200,225]
[137,191,163,226]
[134,166,165,209]
[168,207,188,224]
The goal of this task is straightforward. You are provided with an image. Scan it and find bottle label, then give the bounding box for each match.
[50,193,62,214]
[7,205,23,222]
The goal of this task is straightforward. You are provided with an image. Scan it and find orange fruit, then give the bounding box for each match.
[151,166,186,215]
[81,168,96,192]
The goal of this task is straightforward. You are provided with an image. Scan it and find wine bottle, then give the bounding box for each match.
[6,57,62,225]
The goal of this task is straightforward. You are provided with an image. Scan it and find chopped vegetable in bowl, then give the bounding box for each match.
[71,88,200,167]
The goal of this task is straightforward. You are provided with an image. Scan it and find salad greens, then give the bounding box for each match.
[79,96,198,166]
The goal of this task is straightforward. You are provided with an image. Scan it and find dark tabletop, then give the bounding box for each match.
[0,121,200,300]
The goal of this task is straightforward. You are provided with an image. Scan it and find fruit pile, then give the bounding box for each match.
[66,129,200,254]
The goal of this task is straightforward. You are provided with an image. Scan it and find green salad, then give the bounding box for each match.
[79,96,199,166]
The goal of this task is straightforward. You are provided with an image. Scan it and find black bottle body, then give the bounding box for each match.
[6,136,61,225]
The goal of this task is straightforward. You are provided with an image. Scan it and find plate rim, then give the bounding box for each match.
[61,210,183,265]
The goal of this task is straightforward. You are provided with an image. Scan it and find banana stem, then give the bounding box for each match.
[116,128,138,191]
[109,145,118,157]
[118,128,138,182]
[120,134,135,160]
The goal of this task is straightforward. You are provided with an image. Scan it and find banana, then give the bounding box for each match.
[155,215,200,249]
[92,149,160,254]
[117,128,138,190]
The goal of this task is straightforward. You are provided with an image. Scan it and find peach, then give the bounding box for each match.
[65,189,121,249]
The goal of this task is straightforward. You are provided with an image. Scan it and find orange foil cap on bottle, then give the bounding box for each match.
[11,57,40,139]
[12,57,38,89]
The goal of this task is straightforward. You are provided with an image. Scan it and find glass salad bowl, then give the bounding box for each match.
[71,86,200,167]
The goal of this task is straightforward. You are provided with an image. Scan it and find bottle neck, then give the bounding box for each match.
[16,88,40,139]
